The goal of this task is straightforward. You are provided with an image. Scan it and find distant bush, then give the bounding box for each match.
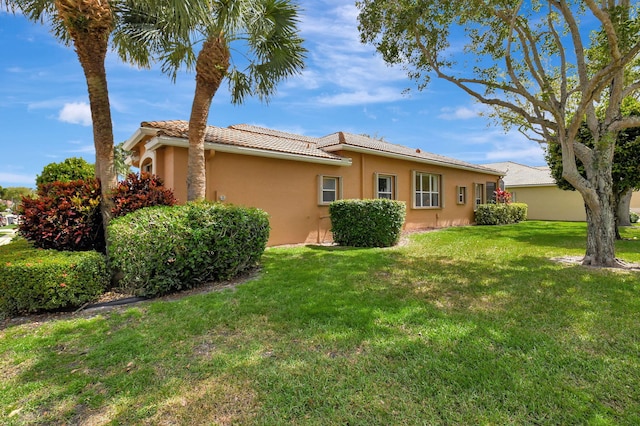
[19,179,104,251]
[111,172,176,218]
[108,202,270,297]
[36,157,95,187]
[475,203,528,225]
[18,173,176,252]
[330,199,406,247]
[0,239,108,318]
[631,211,639,224]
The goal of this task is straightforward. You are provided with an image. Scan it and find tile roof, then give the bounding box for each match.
[139,120,503,174]
[320,132,503,174]
[141,120,343,161]
[482,161,556,186]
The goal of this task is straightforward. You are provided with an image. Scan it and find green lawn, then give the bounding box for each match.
[1,221,639,425]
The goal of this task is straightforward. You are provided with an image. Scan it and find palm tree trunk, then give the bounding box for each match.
[187,34,230,201]
[55,0,116,240]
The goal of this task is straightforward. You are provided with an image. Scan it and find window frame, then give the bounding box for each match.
[457,186,467,205]
[412,171,442,209]
[318,175,342,205]
[375,173,397,200]
[474,183,485,209]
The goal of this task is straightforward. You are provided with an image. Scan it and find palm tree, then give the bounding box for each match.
[4,0,172,236]
[149,0,306,201]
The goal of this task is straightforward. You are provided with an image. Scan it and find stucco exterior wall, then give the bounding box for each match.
[631,192,640,213]
[510,185,586,221]
[133,142,499,246]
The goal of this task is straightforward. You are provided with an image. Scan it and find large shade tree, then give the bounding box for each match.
[546,99,640,230]
[358,0,640,267]
[144,0,306,201]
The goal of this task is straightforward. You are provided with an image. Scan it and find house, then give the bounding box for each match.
[124,121,504,246]
[483,161,640,221]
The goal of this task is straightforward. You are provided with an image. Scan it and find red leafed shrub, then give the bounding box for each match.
[111,172,176,218]
[19,173,176,252]
[19,179,104,252]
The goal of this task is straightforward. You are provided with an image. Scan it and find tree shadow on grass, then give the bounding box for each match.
[3,245,640,424]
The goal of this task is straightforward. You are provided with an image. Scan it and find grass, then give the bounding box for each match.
[1,221,639,425]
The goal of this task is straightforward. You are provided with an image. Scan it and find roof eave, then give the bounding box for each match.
[123,127,159,151]
[145,136,352,167]
[504,183,556,188]
[324,144,503,176]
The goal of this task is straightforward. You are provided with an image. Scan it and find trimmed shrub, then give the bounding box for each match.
[510,203,529,222]
[108,202,270,297]
[0,239,109,318]
[111,172,176,218]
[475,203,528,225]
[19,179,104,251]
[631,211,639,224]
[329,199,406,247]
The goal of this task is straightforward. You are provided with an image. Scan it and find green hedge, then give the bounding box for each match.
[108,202,270,297]
[0,239,109,318]
[631,211,639,224]
[329,199,406,247]
[475,203,528,225]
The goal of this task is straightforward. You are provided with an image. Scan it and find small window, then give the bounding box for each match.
[474,183,485,207]
[457,186,467,205]
[319,175,342,205]
[142,161,152,173]
[376,174,396,199]
[413,171,441,208]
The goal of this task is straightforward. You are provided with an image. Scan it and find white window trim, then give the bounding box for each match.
[412,171,442,209]
[318,175,342,205]
[374,173,398,200]
[457,186,467,205]
[474,183,485,210]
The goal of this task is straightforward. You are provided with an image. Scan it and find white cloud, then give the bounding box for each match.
[0,171,35,185]
[438,105,486,120]
[58,102,92,126]
[316,88,406,107]
[293,1,407,107]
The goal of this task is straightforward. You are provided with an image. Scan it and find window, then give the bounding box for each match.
[486,182,497,203]
[376,174,396,199]
[474,183,484,207]
[414,172,441,208]
[319,175,341,204]
[457,186,467,204]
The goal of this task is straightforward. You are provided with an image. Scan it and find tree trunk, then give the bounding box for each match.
[57,0,116,242]
[584,200,618,266]
[575,133,620,267]
[187,35,230,201]
[617,188,632,227]
[561,127,622,267]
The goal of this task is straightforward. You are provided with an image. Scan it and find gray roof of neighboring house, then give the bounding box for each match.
[136,120,503,175]
[482,161,556,187]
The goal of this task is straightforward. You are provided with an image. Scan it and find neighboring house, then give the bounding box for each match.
[124,121,503,246]
[483,161,640,221]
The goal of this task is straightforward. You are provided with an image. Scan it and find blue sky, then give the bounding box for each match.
[0,0,546,189]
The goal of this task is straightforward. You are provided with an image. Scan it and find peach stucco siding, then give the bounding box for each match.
[148,146,498,246]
